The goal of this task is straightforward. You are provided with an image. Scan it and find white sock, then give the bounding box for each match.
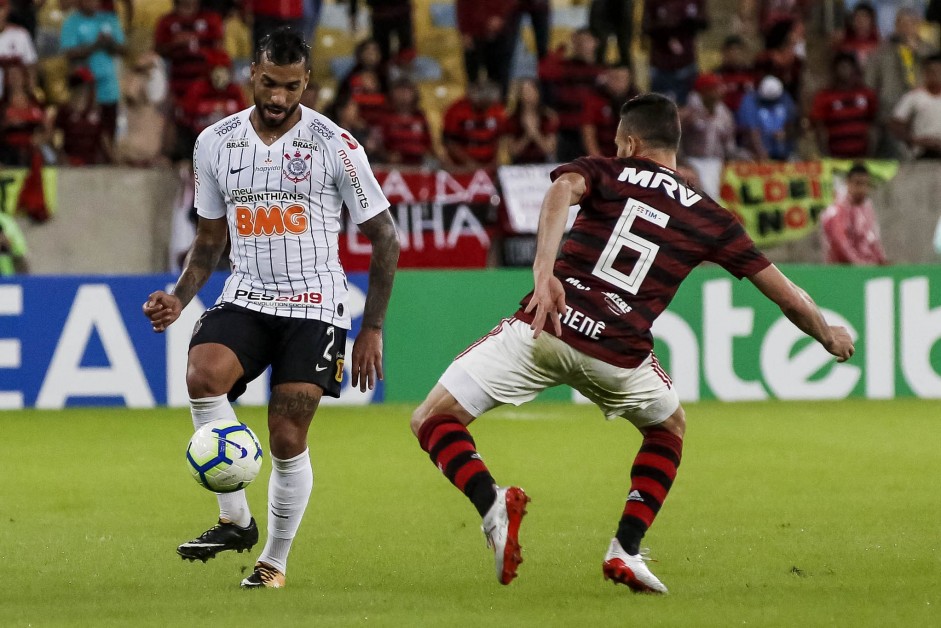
[257,449,313,574]
[189,394,252,528]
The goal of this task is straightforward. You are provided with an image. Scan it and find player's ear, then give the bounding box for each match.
[249,62,256,81]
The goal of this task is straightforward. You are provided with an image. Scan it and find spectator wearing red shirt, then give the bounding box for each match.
[833,1,880,68]
[753,18,804,102]
[54,67,111,165]
[336,39,389,101]
[443,80,507,170]
[505,77,558,164]
[714,35,756,114]
[0,62,44,166]
[582,65,639,158]
[820,163,888,265]
[810,52,877,158]
[456,0,519,100]
[248,0,303,50]
[643,0,708,105]
[345,67,387,127]
[376,77,433,167]
[538,28,603,161]
[177,49,247,143]
[155,0,225,103]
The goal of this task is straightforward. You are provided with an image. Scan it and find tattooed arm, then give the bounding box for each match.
[350,209,400,391]
[142,217,229,332]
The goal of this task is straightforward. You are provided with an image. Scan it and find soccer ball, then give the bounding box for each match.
[186,419,263,493]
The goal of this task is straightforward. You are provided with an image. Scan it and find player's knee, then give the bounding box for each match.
[409,406,429,438]
[657,404,686,439]
[186,362,234,398]
[268,423,306,459]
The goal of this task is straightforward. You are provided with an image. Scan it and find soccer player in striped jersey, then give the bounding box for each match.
[143,27,399,589]
[410,93,854,593]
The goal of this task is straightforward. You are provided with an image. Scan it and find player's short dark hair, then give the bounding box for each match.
[255,26,310,66]
[925,53,941,67]
[847,162,870,178]
[619,93,681,151]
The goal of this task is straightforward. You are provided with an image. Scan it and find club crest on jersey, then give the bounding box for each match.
[283,150,312,183]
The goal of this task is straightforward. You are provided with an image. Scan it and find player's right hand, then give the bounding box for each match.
[524,275,566,339]
[824,325,855,362]
[143,291,183,333]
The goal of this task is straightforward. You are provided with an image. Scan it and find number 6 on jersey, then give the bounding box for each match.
[592,198,670,295]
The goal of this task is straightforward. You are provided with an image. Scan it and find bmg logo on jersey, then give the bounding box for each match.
[235,204,309,237]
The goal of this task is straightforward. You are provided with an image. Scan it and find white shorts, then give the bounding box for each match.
[440,318,680,429]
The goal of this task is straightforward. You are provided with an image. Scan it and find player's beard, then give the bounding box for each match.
[257,101,298,129]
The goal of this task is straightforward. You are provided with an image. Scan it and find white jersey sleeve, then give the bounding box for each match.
[331,130,389,224]
[193,131,226,219]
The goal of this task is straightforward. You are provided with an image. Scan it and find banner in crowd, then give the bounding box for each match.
[339,168,499,270]
[0,167,58,219]
[384,265,941,403]
[0,273,380,409]
[719,161,833,247]
[498,164,578,234]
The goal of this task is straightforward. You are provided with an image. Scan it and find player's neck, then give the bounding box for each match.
[250,108,303,146]
[634,150,677,171]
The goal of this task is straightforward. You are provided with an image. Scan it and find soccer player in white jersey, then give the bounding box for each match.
[143,27,399,589]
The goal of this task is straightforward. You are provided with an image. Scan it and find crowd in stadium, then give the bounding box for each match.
[2,2,940,174]
[1,0,940,272]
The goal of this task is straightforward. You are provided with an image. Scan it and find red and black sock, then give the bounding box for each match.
[616,427,683,555]
[417,414,497,517]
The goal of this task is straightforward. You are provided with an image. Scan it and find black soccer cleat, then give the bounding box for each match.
[177,518,258,562]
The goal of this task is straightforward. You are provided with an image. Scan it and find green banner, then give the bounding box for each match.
[0,167,58,216]
[720,161,832,248]
[719,160,900,249]
[384,266,941,403]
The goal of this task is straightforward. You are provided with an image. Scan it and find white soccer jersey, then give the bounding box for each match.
[193,105,389,328]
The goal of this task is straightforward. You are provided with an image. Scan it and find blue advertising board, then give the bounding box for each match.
[0,273,381,408]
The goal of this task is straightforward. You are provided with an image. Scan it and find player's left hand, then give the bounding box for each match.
[351,327,383,392]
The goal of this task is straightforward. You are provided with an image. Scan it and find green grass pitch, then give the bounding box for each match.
[1,400,938,627]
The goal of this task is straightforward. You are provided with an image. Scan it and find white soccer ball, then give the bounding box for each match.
[186,419,263,493]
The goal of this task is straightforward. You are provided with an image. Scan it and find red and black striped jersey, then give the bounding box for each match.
[809,86,878,158]
[515,156,770,368]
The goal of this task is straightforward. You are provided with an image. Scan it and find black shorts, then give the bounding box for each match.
[190,302,347,401]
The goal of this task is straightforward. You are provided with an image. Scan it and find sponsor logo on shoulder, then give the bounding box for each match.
[603,292,632,316]
[337,149,369,209]
[213,116,241,136]
[308,118,335,140]
[226,137,250,149]
[340,131,359,150]
[292,138,318,151]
